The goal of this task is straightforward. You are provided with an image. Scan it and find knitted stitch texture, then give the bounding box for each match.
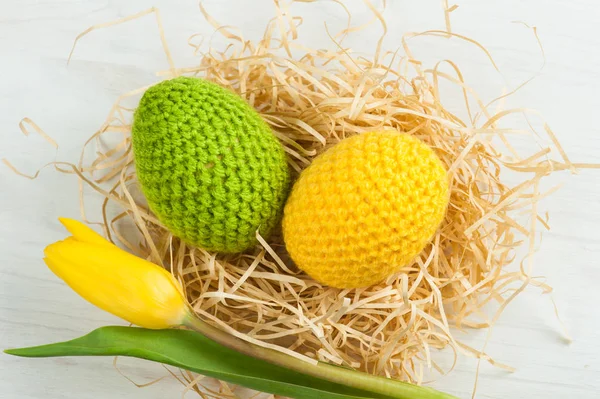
[132,77,290,253]
[282,131,449,288]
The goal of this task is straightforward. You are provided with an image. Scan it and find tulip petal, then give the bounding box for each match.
[44,219,189,329]
[58,218,112,247]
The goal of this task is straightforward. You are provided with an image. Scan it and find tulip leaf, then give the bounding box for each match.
[5,326,419,399]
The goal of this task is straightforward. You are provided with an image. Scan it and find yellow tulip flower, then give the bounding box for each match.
[44,218,189,329]
[31,218,458,399]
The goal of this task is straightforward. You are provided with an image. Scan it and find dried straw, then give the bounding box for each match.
[8,1,600,397]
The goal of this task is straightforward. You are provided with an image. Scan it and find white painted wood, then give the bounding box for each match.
[1,1,599,398]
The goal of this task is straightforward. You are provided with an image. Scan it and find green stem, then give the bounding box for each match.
[183,312,457,399]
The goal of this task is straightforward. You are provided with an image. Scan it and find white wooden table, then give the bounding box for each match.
[1,1,599,398]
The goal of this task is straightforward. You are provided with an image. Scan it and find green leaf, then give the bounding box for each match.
[5,326,418,399]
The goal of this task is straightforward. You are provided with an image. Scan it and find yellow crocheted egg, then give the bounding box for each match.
[282,131,449,288]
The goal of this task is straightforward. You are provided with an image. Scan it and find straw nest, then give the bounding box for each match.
[8,0,597,397]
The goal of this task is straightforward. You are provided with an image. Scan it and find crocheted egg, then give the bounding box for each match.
[282,131,449,288]
[132,77,290,253]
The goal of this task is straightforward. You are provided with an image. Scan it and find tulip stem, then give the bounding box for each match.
[183,312,457,399]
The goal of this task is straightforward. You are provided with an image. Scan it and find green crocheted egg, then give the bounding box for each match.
[132,77,290,253]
